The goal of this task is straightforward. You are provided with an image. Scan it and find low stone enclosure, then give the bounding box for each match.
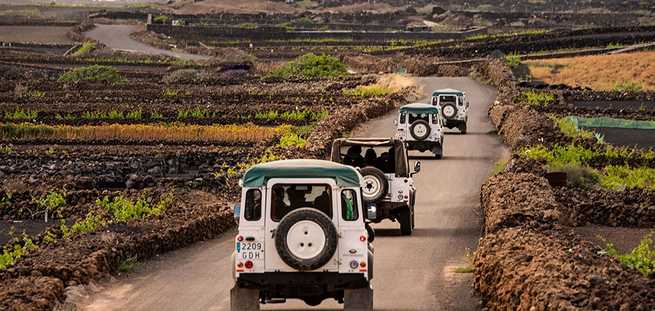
[472,59,655,310]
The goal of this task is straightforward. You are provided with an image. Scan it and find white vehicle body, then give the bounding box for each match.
[395,103,445,159]
[431,88,469,134]
[231,160,373,310]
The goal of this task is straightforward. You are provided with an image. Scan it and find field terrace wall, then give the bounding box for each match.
[401,26,655,59]
[146,24,485,41]
[472,59,655,310]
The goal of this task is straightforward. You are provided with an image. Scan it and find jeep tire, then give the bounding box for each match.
[458,122,467,134]
[432,143,443,159]
[442,103,457,119]
[344,285,373,311]
[409,120,431,140]
[230,286,260,311]
[275,208,338,271]
[399,207,413,236]
[359,167,388,203]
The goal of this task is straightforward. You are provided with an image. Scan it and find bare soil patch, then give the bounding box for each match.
[574,225,654,253]
[0,26,74,44]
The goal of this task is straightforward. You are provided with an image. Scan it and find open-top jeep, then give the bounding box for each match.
[231,159,373,310]
[330,138,420,235]
[431,88,469,134]
[394,103,444,159]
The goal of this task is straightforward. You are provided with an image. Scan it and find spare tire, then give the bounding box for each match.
[409,120,430,140]
[275,208,337,271]
[442,103,457,119]
[359,166,388,203]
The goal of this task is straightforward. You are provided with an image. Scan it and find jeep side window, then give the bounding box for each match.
[399,112,406,124]
[244,189,262,221]
[341,189,359,221]
[431,113,439,124]
[431,97,437,105]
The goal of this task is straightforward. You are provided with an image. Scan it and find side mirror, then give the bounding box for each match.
[232,203,241,223]
[366,203,377,221]
[393,119,398,126]
[365,223,375,243]
[413,161,421,175]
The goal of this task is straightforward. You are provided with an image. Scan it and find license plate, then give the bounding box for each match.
[237,242,263,260]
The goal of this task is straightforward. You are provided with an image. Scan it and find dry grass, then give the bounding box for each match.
[1,123,283,144]
[526,52,655,91]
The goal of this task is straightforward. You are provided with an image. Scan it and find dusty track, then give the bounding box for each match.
[84,24,209,61]
[72,77,503,311]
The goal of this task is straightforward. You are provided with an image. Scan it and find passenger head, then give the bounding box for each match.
[347,145,362,155]
[364,148,377,164]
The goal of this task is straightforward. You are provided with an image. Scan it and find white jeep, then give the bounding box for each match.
[231,159,373,310]
[330,138,420,235]
[431,88,469,134]
[394,103,445,159]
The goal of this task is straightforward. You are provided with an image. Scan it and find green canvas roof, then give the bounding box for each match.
[400,103,440,114]
[432,88,464,96]
[242,159,362,188]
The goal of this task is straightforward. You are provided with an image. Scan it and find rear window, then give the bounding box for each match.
[339,145,395,174]
[244,189,262,221]
[440,95,457,104]
[341,189,359,221]
[271,184,332,221]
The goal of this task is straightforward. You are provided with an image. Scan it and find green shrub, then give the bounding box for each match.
[554,116,594,140]
[58,65,126,84]
[607,42,624,49]
[153,15,169,24]
[606,234,655,277]
[4,109,38,120]
[61,211,105,238]
[118,256,139,273]
[72,41,96,57]
[33,191,66,221]
[505,52,521,68]
[278,132,306,148]
[0,236,36,270]
[238,23,257,29]
[269,53,347,78]
[613,81,643,93]
[491,159,508,175]
[96,192,174,222]
[343,85,393,97]
[518,90,555,108]
[599,165,655,191]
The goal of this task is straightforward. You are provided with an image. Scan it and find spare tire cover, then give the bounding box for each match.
[359,166,389,202]
[275,208,337,271]
[442,103,457,119]
[409,120,431,140]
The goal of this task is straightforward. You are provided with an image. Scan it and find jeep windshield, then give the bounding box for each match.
[338,145,395,174]
[271,184,332,221]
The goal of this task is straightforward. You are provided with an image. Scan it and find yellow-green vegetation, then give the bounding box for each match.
[521,144,655,190]
[72,41,96,57]
[0,235,37,270]
[606,234,655,277]
[153,15,169,24]
[453,266,475,273]
[518,90,555,108]
[58,65,127,84]
[255,109,328,123]
[269,53,347,78]
[118,256,139,273]
[4,109,38,120]
[505,52,521,68]
[61,212,105,238]
[0,144,12,153]
[607,42,624,49]
[238,23,257,29]
[552,116,594,140]
[0,123,285,144]
[97,192,174,222]
[491,158,508,175]
[613,81,643,93]
[278,132,306,148]
[342,85,393,97]
[33,190,66,222]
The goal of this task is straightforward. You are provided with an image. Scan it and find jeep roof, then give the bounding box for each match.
[242,159,362,188]
[432,88,465,96]
[400,103,440,114]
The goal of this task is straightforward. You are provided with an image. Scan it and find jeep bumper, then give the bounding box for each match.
[236,272,369,302]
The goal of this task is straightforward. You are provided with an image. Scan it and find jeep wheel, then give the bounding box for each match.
[409,120,431,140]
[230,286,260,311]
[275,208,337,271]
[344,286,373,311]
[458,122,467,134]
[442,103,457,119]
[432,144,443,159]
[399,207,413,236]
[359,167,388,203]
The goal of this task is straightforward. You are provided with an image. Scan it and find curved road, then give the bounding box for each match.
[74,77,503,311]
[84,24,209,61]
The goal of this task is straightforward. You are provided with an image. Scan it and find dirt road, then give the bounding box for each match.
[84,24,209,61]
[74,77,503,311]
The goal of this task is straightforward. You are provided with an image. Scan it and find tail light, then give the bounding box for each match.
[359,235,367,242]
[360,262,367,268]
[245,260,254,269]
[237,235,244,242]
